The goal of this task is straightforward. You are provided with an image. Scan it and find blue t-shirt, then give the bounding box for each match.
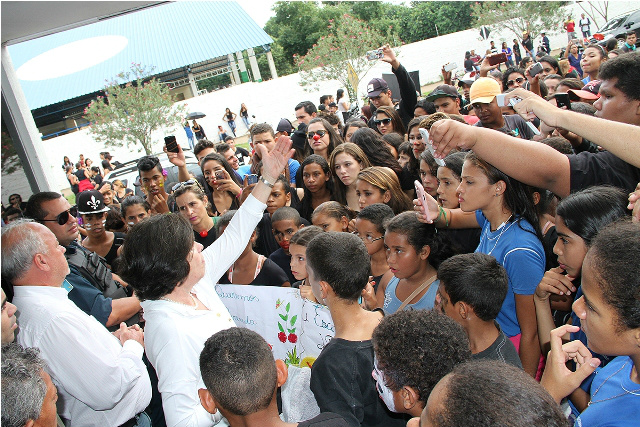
[575,356,640,427]
[475,211,545,337]
[382,276,439,315]
[288,158,300,185]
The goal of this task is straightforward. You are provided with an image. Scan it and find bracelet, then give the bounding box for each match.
[260,176,275,188]
[435,205,444,223]
[437,205,449,227]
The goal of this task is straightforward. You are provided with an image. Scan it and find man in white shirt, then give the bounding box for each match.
[1,220,152,427]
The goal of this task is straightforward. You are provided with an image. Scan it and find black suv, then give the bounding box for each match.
[594,9,640,48]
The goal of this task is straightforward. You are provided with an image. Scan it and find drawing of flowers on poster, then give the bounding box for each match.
[276,299,300,365]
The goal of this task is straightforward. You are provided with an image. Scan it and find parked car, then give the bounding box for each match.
[592,9,640,48]
[103,150,201,198]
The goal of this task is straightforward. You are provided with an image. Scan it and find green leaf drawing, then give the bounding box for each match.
[286,302,291,312]
[290,315,297,325]
[278,323,284,332]
[279,314,288,321]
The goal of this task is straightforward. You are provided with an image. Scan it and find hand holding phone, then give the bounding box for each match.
[419,128,445,166]
[246,174,259,185]
[164,135,179,153]
[554,93,571,109]
[487,52,507,66]
[214,170,226,181]
[529,62,544,77]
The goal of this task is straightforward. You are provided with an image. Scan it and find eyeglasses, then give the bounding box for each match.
[507,77,525,87]
[39,206,78,226]
[172,179,202,192]
[307,130,327,139]
[374,118,393,126]
[351,231,384,244]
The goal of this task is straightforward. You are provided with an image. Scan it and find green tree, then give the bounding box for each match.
[295,13,398,103]
[399,2,476,43]
[1,121,21,175]
[471,1,566,41]
[84,64,187,155]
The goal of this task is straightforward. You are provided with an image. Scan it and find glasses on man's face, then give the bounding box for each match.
[507,77,525,87]
[351,231,383,244]
[172,179,202,192]
[307,130,327,139]
[40,206,78,226]
[374,118,393,126]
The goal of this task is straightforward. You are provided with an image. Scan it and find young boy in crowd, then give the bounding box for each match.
[306,232,406,427]
[436,252,522,368]
[255,175,293,257]
[199,327,349,427]
[269,207,304,284]
[371,310,472,418]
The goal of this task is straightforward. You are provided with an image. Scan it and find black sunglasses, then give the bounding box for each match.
[507,77,525,87]
[374,118,393,125]
[307,130,327,139]
[40,206,78,226]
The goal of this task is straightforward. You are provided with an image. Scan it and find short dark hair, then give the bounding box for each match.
[200,328,276,415]
[194,139,215,157]
[24,192,63,221]
[434,360,569,427]
[438,253,509,321]
[289,225,324,247]
[250,123,275,138]
[540,136,574,154]
[441,151,465,180]
[136,155,162,174]
[274,175,291,194]
[414,99,436,115]
[372,310,471,403]
[356,203,394,234]
[306,232,370,300]
[215,210,237,234]
[105,205,125,232]
[598,52,640,101]
[121,195,150,219]
[271,206,301,227]
[557,77,583,90]
[589,220,640,331]
[627,29,636,37]
[295,101,317,115]
[118,214,193,301]
[215,143,231,154]
[569,101,597,116]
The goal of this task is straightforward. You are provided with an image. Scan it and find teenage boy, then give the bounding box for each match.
[255,176,293,257]
[436,253,522,368]
[199,327,349,427]
[621,30,637,53]
[251,123,300,186]
[306,232,406,427]
[269,207,304,284]
[137,155,170,214]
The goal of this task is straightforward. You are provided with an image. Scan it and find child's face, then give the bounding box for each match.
[419,160,439,198]
[436,167,461,210]
[384,231,426,279]
[552,216,588,278]
[289,243,308,281]
[266,182,291,215]
[312,213,348,232]
[272,220,301,254]
[398,153,412,169]
[356,180,389,211]
[354,218,384,256]
[302,163,329,193]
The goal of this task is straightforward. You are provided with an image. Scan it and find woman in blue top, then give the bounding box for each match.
[379,211,453,314]
[564,40,583,78]
[501,41,514,67]
[416,151,544,378]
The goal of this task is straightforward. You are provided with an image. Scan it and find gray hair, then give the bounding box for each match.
[1,219,48,285]
[1,343,48,427]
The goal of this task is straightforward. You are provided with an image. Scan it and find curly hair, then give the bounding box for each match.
[350,128,402,177]
[372,309,471,404]
[117,214,194,301]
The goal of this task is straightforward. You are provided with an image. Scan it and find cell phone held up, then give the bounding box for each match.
[529,62,544,78]
[366,48,384,61]
[164,135,179,153]
[487,52,507,66]
[246,174,259,185]
[554,93,571,109]
[214,170,226,181]
[414,180,430,219]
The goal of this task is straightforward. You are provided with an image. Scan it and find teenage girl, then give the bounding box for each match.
[407,116,426,160]
[306,117,341,160]
[378,211,452,314]
[374,106,406,137]
[289,225,324,302]
[222,107,237,136]
[416,152,545,378]
[311,201,354,232]
[330,142,372,212]
[173,181,217,249]
[419,150,440,199]
[397,142,414,169]
[356,167,413,214]
[540,221,640,426]
[121,196,151,229]
[297,155,334,222]
[341,119,366,143]
[200,153,243,215]
[580,44,607,84]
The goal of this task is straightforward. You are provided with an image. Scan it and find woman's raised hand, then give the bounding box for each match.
[256,135,295,183]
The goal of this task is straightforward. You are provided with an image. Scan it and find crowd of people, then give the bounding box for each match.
[1,39,640,427]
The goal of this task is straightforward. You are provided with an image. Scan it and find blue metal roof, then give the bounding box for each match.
[8,1,273,110]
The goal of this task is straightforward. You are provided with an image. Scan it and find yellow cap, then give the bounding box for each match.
[470,77,501,104]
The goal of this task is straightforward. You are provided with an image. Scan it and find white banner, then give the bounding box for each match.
[215,285,335,367]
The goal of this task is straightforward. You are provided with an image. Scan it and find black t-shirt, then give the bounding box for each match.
[219,258,289,287]
[569,150,640,194]
[103,232,126,267]
[464,58,475,71]
[268,248,296,284]
[255,213,280,257]
[194,224,217,250]
[298,413,350,427]
[310,338,407,427]
[441,228,481,255]
[235,147,250,166]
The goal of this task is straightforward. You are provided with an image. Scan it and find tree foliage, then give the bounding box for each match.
[84,64,187,155]
[471,1,566,41]
[295,14,397,103]
[1,122,21,175]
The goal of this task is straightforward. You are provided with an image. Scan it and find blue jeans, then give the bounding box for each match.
[241,116,250,129]
[228,120,237,136]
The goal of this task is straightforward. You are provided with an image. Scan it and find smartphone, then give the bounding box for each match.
[414,180,430,218]
[366,48,383,61]
[529,62,544,77]
[444,62,458,72]
[487,52,507,65]
[164,135,179,153]
[496,93,507,107]
[526,121,541,136]
[418,128,446,167]
[554,93,571,109]
[246,174,259,185]
[509,97,522,107]
[214,170,226,181]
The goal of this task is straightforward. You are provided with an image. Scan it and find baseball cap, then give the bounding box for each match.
[276,118,293,134]
[367,78,389,97]
[425,85,460,102]
[470,77,501,104]
[77,190,110,215]
[568,80,601,101]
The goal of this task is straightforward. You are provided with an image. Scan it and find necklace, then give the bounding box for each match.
[485,215,514,255]
[160,292,198,308]
[588,360,640,406]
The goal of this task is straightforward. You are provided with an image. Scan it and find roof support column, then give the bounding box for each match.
[266,50,278,79]
[246,47,262,82]
[187,70,198,97]
[236,51,249,83]
[228,53,240,86]
[1,46,56,192]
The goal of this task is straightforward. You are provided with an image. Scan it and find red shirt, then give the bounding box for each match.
[565,20,575,32]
